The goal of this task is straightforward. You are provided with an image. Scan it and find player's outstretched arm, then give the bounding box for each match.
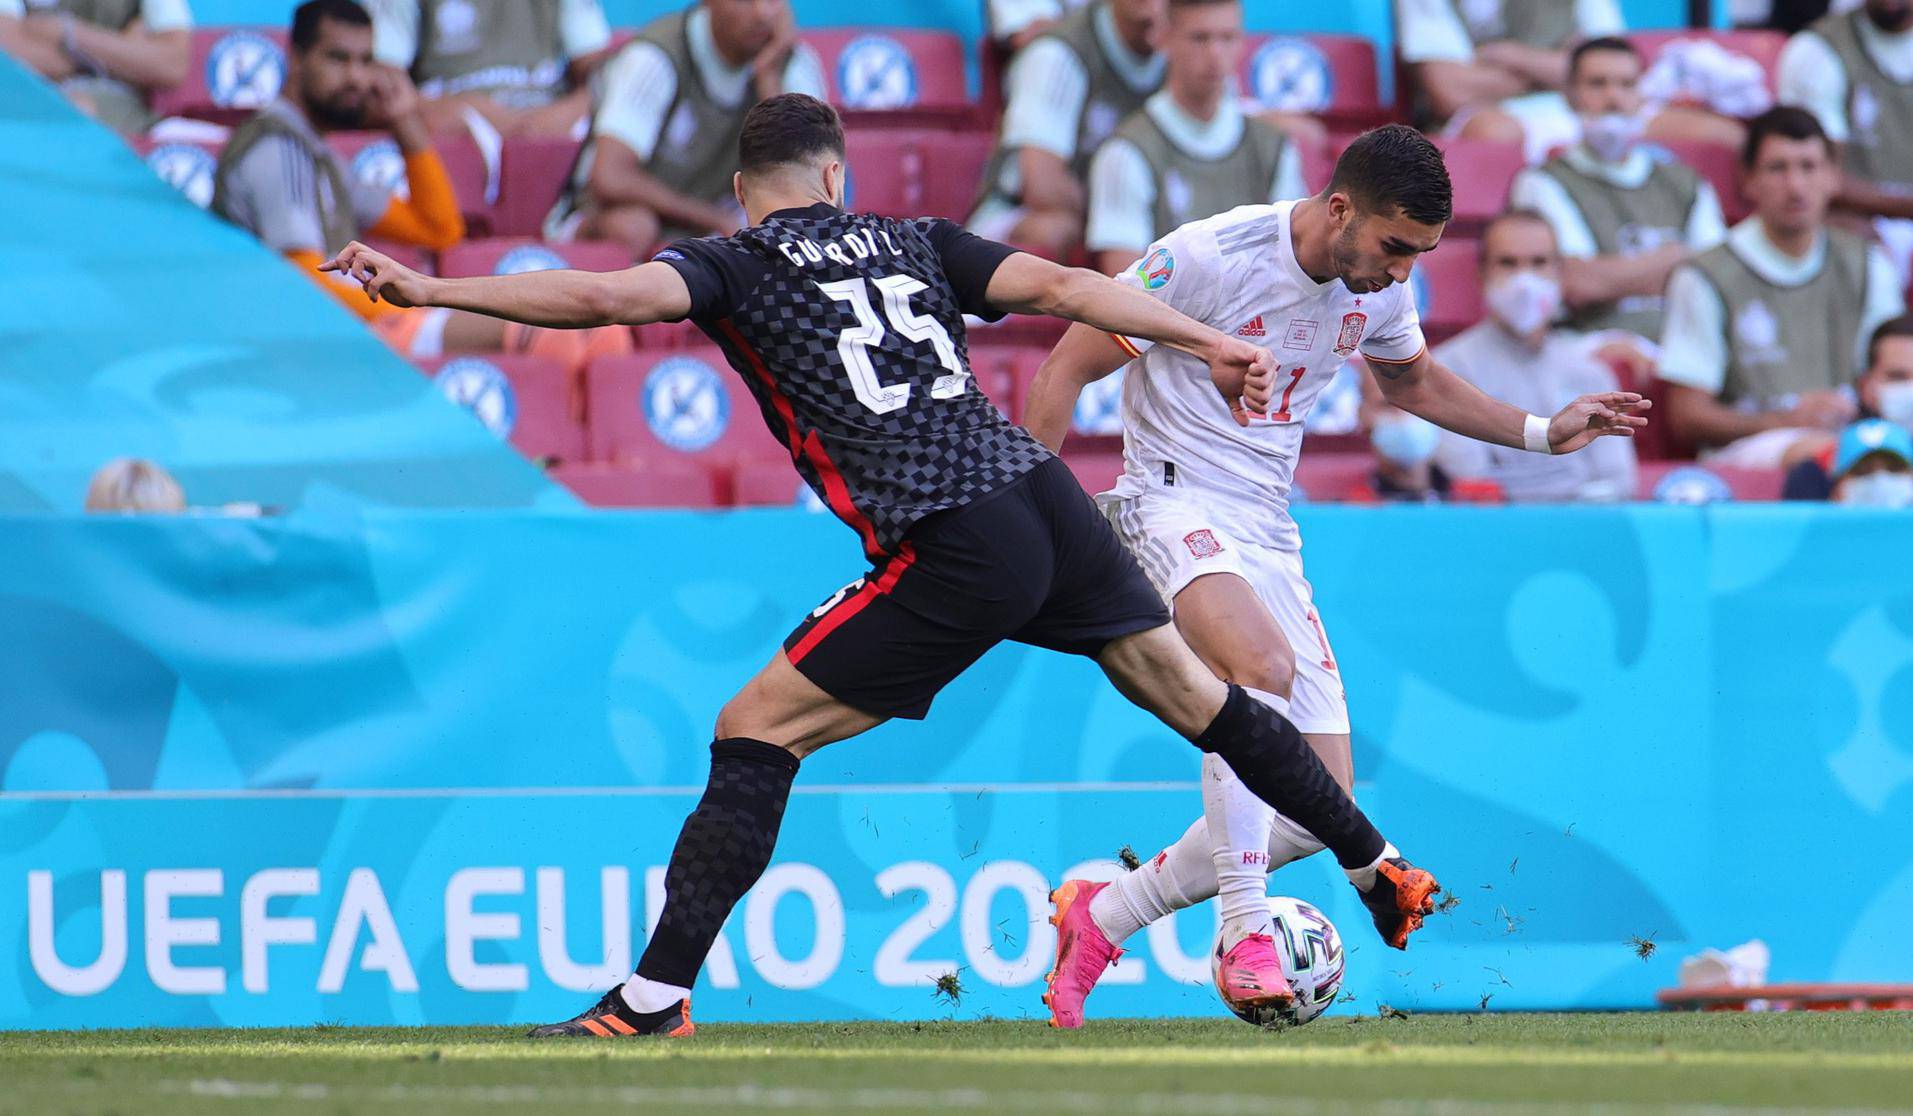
[1370,348,1650,455]
[1022,324,1131,452]
[319,242,692,328]
[983,252,1276,417]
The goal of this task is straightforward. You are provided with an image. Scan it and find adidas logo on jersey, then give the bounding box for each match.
[1236,315,1266,338]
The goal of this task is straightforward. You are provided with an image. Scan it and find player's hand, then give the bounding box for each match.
[1547,391,1651,453]
[318,241,435,309]
[1208,338,1277,426]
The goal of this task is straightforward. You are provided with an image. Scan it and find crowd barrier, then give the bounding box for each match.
[4,504,1909,1027]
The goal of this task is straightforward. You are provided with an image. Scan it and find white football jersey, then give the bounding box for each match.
[1105,201,1428,551]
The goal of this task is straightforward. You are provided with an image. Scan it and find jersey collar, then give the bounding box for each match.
[766,203,843,221]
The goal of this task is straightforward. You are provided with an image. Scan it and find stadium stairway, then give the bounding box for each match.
[0,55,570,513]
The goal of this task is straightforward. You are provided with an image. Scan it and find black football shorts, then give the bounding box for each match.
[783,457,1171,719]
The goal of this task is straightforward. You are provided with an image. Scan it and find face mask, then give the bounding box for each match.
[1372,414,1442,467]
[1582,111,1646,164]
[1838,470,1913,508]
[1875,381,1913,429]
[1485,271,1562,337]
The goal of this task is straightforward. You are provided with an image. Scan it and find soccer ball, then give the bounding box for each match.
[1213,896,1345,1028]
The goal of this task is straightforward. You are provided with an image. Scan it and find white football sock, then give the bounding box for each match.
[1344,841,1401,892]
[1089,817,1208,945]
[1205,713,1279,949]
[619,972,691,1014]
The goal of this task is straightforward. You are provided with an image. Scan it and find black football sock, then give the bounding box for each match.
[634,738,800,989]
[1192,684,1386,870]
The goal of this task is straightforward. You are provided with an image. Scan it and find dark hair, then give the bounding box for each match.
[1478,208,1558,263]
[1326,124,1453,226]
[1567,36,1639,82]
[738,93,846,175]
[291,0,370,52]
[1867,313,1913,369]
[1741,106,1832,168]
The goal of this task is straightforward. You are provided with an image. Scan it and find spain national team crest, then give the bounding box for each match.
[1184,529,1224,559]
[1139,247,1175,291]
[1334,311,1367,357]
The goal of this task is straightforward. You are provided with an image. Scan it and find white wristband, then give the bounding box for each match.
[1523,413,1553,455]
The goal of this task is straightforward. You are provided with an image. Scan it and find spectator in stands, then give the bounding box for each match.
[215,0,626,369]
[1778,0,1913,284]
[1082,0,1305,276]
[1432,211,1637,501]
[85,458,184,513]
[970,0,1167,259]
[0,0,190,136]
[544,0,825,256]
[987,0,1091,56]
[368,0,612,139]
[1350,367,1455,503]
[1825,416,1913,504]
[1783,312,1913,495]
[1509,38,1728,344]
[1659,107,1904,467]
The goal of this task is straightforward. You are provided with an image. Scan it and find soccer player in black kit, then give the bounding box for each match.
[323,93,1440,1038]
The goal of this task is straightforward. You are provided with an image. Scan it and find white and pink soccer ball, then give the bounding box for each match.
[1213,896,1345,1028]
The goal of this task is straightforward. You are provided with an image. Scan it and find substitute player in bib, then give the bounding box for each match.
[1025,124,1650,1028]
[323,94,1444,1038]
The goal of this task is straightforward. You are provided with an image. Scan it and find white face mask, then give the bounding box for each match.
[1371,413,1442,467]
[1485,271,1563,337]
[1838,470,1913,508]
[1875,381,1913,429]
[1582,111,1646,164]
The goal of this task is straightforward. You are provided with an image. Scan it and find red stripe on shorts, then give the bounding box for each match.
[786,543,918,666]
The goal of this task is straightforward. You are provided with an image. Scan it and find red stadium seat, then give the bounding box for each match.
[843,128,994,220]
[550,462,721,508]
[153,27,290,124]
[585,350,787,500]
[1653,139,1748,224]
[1407,240,1482,345]
[1636,461,1782,500]
[1061,451,1124,495]
[439,237,631,278]
[1240,33,1385,127]
[1293,452,1375,502]
[733,461,825,509]
[1628,29,1788,102]
[805,28,972,125]
[414,353,585,464]
[128,135,224,209]
[328,130,493,237]
[956,344,1025,418]
[494,135,582,238]
[1431,139,1523,235]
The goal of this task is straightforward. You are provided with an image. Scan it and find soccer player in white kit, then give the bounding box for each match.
[1024,125,1650,1028]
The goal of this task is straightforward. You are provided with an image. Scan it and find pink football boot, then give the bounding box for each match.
[1042,880,1125,1029]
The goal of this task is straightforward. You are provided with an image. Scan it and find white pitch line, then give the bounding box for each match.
[0,782,1200,802]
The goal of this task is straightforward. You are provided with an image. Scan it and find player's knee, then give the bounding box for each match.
[1223,643,1296,701]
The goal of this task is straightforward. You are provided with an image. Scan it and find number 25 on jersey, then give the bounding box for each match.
[817,275,970,415]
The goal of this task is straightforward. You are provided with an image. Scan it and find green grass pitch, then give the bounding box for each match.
[3,1013,1910,1114]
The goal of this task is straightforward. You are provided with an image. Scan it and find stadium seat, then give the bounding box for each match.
[805,28,972,126]
[1406,240,1482,345]
[493,135,581,238]
[1430,139,1523,235]
[585,350,788,501]
[549,462,721,508]
[1628,29,1788,101]
[153,26,290,124]
[413,353,584,464]
[1636,461,1782,500]
[439,236,631,278]
[129,135,223,209]
[733,461,826,509]
[328,130,493,237]
[843,128,994,220]
[1240,33,1386,127]
[1652,140,1748,224]
[955,344,1025,418]
[1293,451,1374,502]
[1061,451,1124,496]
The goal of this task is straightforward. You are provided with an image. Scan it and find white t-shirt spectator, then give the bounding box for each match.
[1658,218,1904,397]
[999,4,1162,165]
[0,0,191,27]
[1508,144,1728,260]
[369,0,610,70]
[986,0,1090,45]
[1775,12,1913,143]
[1394,0,1624,65]
[1085,90,1309,255]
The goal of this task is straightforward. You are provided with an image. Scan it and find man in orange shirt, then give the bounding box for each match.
[213,0,625,368]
